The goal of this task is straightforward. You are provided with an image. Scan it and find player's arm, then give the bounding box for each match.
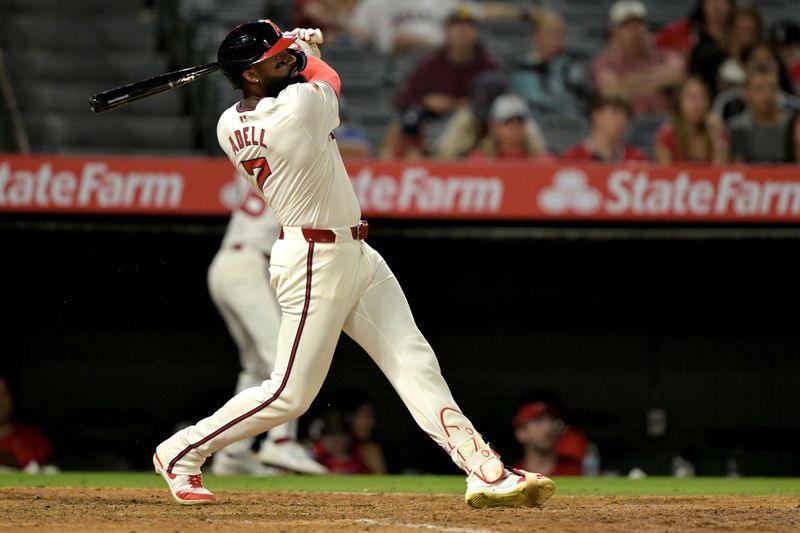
[302,55,341,97]
[289,28,341,96]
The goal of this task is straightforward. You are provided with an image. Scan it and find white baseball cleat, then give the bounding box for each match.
[153,453,216,505]
[465,468,556,509]
[210,450,282,477]
[258,440,329,474]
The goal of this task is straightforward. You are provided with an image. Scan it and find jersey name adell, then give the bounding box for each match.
[217,80,361,229]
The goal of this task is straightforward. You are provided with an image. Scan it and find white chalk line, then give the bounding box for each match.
[356,518,498,533]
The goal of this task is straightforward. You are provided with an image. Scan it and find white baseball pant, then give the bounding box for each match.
[159,227,497,479]
[207,245,296,456]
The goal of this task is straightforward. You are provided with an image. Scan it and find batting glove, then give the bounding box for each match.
[289,28,323,59]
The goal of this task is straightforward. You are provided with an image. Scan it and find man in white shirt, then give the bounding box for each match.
[153,20,555,509]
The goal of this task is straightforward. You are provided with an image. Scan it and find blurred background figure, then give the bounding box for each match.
[509,8,588,120]
[350,0,541,57]
[0,377,57,473]
[654,75,730,164]
[382,6,498,159]
[656,0,733,60]
[714,5,764,94]
[592,0,685,116]
[512,393,596,477]
[309,389,387,474]
[690,3,764,97]
[292,0,360,44]
[433,70,509,159]
[730,61,795,163]
[712,42,800,122]
[466,93,553,162]
[770,20,800,94]
[561,94,649,162]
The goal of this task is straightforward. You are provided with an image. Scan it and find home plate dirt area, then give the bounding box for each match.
[0,488,798,532]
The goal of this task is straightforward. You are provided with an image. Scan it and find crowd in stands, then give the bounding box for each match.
[295,0,800,164]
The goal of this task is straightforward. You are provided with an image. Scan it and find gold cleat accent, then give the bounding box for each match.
[465,470,555,509]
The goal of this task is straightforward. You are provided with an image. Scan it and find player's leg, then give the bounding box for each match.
[342,243,555,508]
[155,240,359,486]
[206,249,281,475]
[207,248,325,474]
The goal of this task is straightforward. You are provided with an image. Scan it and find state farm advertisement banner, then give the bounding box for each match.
[1,154,800,222]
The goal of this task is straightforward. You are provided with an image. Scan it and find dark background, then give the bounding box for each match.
[2,218,799,476]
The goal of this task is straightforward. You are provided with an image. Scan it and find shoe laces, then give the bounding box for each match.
[188,474,204,489]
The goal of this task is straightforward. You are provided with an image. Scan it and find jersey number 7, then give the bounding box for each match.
[241,157,272,189]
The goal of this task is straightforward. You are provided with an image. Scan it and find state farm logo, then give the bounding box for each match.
[538,168,602,214]
[0,161,183,209]
[351,166,503,213]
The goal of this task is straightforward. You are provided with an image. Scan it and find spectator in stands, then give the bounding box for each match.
[770,20,800,94]
[0,377,57,472]
[467,94,553,162]
[715,5,765,94]
[292,0,360,44]
[691,3,763,96]
[741,42,796,96]
[309,389,387,474]
[381,7,499,159]
[655,76,730,165]
[712,45,800,122]
[730,62,794,163]
[350,0,541,56]
[592,0,686,116]
[512,393,592,477]
[561,94,649,162]
[656,0,733,60]
[786,111,800,163]
[509,9,588,120]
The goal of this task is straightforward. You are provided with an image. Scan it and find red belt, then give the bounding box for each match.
[279,220,369,243]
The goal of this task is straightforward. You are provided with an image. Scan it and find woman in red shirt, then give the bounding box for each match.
[654,75,730,164]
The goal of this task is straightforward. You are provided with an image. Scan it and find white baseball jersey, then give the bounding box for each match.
[216,81,361,229]
[220,191,280,255]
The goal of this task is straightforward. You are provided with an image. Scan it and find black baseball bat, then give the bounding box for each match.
[89,62,221,113]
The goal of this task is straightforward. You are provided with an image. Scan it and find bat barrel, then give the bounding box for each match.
[89,62,221,113]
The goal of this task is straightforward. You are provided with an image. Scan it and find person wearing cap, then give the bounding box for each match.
[393,7,498,117]
[513,398,590,477]
[467,93,553,161]
[561,94,650,162]
[592,0,686,116]
[382,6,499,158]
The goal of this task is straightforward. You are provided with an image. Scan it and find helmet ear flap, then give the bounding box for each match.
[286,48,307,72]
